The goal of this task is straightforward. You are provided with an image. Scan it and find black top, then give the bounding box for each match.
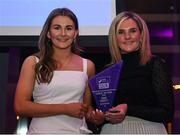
[113,51,174,123]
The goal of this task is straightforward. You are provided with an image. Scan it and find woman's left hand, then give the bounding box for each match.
[105,104,127,124]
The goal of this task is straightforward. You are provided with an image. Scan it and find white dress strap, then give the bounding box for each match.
[82,58,87,74]
[34,56,39,63]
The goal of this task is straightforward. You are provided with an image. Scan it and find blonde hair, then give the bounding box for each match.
[108,11,152,65]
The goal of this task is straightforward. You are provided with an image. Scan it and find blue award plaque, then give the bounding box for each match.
[89,61,123,112]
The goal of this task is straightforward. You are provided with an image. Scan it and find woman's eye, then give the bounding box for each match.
[130,28,137,33]
[66,27,73,31]
[54,26,60,30]
[118,30,124,35]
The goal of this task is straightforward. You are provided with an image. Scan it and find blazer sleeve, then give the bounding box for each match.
[151,57,174,122]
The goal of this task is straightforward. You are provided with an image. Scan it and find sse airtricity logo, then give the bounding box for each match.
[96,76,110,89]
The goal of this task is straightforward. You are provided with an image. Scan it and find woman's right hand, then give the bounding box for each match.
[105,103,127,124]
[66,103,88,119]
[86,108,105,125]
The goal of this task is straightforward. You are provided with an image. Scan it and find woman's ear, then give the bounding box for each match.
[47,31,51,39]
[74,30,79,39]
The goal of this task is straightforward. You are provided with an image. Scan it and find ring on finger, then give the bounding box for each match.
[105,117,110,121]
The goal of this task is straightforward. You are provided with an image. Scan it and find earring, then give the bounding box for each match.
[139,40,142,48]
[47,38,52,46]
[73,39,76,45]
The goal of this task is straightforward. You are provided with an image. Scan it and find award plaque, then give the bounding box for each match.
[89,61,123,112]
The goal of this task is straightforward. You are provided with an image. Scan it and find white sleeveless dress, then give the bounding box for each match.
[28,57,92,134]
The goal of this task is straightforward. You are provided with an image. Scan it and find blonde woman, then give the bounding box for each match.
[99,11,174,134]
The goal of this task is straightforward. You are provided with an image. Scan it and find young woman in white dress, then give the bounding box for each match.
[14,8,95,134]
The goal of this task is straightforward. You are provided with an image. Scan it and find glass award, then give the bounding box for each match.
[89,61,123,112]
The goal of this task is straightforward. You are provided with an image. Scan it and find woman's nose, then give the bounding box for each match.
[61,29,67,36]
[124,31,130,39]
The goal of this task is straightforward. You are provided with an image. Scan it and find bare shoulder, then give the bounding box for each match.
[17,55,37,87]
[87,59,95,68]
[86,58,95,78]
[21,55,37,71]
[75,55,95,77]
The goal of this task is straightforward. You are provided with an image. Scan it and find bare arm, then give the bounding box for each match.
[83,59,95,106]
[84,59,105,125]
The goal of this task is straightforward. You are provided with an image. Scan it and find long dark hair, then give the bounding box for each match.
[35,8,81,83]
